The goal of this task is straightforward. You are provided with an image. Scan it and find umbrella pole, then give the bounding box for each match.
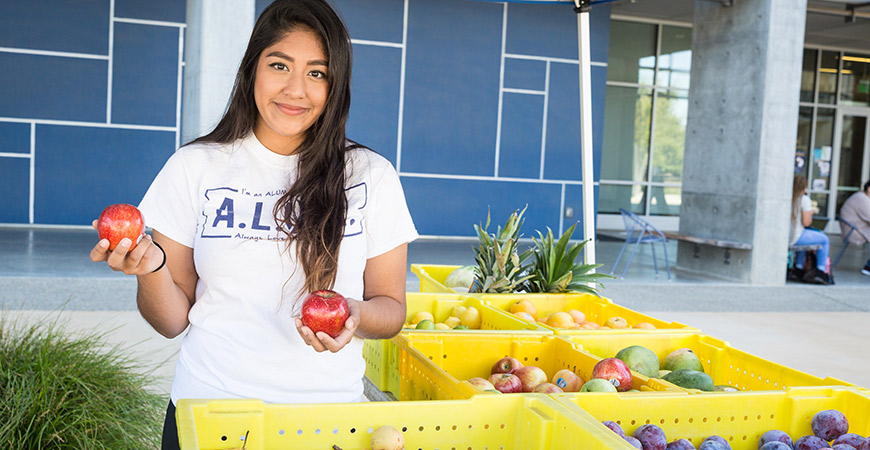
[574,0,596,266]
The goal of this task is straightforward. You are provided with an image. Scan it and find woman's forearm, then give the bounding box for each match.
[136,269,193,339]
[355,294,406,340]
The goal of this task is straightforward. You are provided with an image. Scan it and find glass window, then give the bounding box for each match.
[810,108,835,191]
[601,86,652,182]
[795,106,812,179]
[810,193,827,219]
[818,51,839,105]
[800,49,817,103]
[598,184,645,215]
[657,26,692,90]
[652,90,688,183]
[840,54,870,107]
[607,21,656,85]
[649,186,681,216]
[837,114,868,189]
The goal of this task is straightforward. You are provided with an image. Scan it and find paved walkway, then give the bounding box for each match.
[1,226,868,395]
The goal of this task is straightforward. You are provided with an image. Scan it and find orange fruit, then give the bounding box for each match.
[633,322,656,329]
[577,321,599,330]
[548,311,575,329]
[514,311,534,321]
[567,309,586,324]
[509,299,537,319]
[604,317,628,329]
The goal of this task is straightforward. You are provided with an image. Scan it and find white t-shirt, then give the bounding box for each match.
[138,133,418,404]
[790,194,812,246]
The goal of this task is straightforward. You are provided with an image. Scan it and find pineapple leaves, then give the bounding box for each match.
[470,207,533,294]
[527,223,614,296]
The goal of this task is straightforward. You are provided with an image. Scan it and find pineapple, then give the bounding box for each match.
[470,207,534,293]
[526,223,613,296]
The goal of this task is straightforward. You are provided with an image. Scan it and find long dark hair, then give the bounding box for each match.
[191,0,355,293]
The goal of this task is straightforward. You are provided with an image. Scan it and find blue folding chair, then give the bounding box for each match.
[833,216,858,267]
[611,208,671,280]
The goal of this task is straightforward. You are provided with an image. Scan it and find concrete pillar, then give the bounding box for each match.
[678,0,807,284]
[182,0,255,144]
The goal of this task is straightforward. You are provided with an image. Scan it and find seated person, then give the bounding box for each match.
[789,175,833,285]
[838,179,870,276]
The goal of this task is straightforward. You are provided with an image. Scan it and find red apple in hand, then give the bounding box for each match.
[98,203,145,251]
[300,290,350,338]
[591,357,633,392]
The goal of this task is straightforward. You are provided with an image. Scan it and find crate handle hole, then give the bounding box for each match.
[350,428,356,434]
[403,427,408,432]
[419,426,425,432]
[221,436,227,441]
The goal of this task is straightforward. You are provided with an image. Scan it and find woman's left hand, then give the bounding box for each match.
[295,298,361,353]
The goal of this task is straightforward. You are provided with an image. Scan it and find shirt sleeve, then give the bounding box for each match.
[138,149,198,248]
[365,159,419,259]
[801,195,812,213]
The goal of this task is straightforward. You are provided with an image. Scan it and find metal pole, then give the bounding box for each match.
[575,3,596,265]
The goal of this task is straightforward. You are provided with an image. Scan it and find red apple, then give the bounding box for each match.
[98,203,145,251]
[300,290,350,338]
[552,368,584,392]
[491,356,523,375]
[466,377,496,392]
[514,365,548,392]
[591,357,633,392]
[488,373,522,393]
[532,382,564,394]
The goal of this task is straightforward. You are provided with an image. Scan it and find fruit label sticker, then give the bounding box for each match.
[199,183,368,241]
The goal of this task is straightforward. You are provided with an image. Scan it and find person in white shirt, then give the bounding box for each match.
[89,1,418,448]
[789,175,833,285]
[838,180,870,276]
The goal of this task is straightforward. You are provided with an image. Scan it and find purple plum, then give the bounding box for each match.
[834,435,865,449]
[812,410,849,441]
[703,436,732,450]
[760,430,794,449]
[700,441,729,450]
[625,435,644,449]
[796,435,833,450]
[667,439,697,450]
[762,443,794,450]
[634,424,668,450]
[832,445,856,450]
[603,420,625,438]
[858,438,870,450]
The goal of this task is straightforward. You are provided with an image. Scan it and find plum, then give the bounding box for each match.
[762,443,794,450]
[634,424,668,450]
[700,441,730,450]
[831,445,857,450]
[858,438,870,450]
[834,435,865,449]
[812,410,849,441]
[625,436,644,449]
[603,420,625,438]
[760,430,794,449]
[667,438,697,450]
[703,436,732,450]
[796,435,833,450]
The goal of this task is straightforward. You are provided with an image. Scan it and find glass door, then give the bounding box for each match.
[831,110,870,218]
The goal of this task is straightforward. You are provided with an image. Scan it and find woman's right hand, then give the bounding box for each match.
[89,220,165,275]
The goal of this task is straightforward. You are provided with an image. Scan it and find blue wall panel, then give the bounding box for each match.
[0,1,109,55]
[348,45,402,165]
[115,0,185,23]
[544,61,582,181]
[499,93,544,179]
[34,126,176,225]
[563,183,600,238]
[0,158,30,223]
[505,3,577,60]
[504,58,547,92]
[0,53,107,122]
[0,123,31,154]
[332,0,405,44]
[401,0,503,176]
[590,65,606,181]
[111,23,179,127]
[402,176,562,237]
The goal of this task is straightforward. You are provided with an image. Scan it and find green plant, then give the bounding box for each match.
[470,207,534,293]
[526,223,613,296]
[0,314,164,449]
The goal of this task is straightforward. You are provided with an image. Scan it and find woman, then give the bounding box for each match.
[89,1,418,448]
[789,175,833,285]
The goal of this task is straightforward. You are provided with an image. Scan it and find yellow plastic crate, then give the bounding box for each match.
[481,293,698,335]
[393,333,680,401]
[410,263,463,293]
[563,332,855,393]
[552,387,870,450]
[175,394,630,450]
[363,293,550,398]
